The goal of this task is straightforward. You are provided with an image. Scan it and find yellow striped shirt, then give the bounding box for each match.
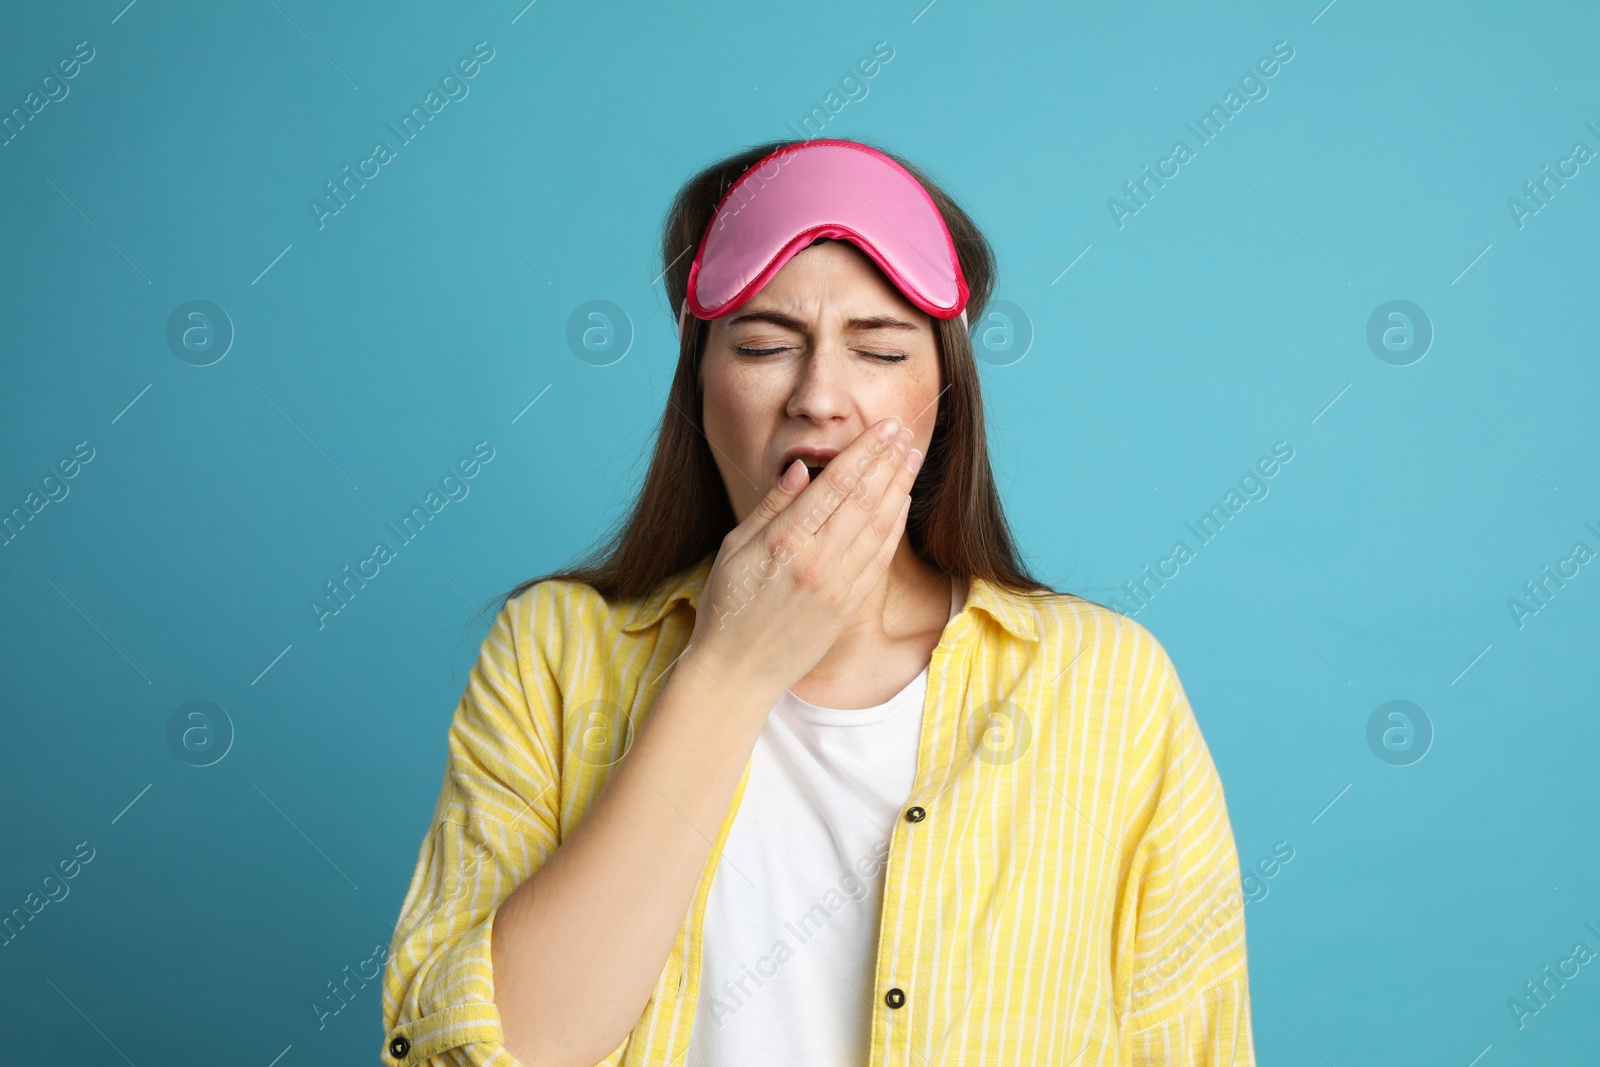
[381,553,1256,1065]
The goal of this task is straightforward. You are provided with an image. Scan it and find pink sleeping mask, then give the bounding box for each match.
[679,139,971,334]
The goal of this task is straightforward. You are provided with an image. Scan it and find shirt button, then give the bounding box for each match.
[389,1035,411,1059]
[885,987,907,1008]
[905,805,926,822]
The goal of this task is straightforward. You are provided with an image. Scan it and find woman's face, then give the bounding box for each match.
[698,239,943,523]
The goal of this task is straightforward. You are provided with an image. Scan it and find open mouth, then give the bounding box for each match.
[777,453,836,483]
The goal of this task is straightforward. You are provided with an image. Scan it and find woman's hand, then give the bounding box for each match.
[683,416,922,699]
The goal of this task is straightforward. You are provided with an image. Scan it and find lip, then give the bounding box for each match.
[775,446,842,483]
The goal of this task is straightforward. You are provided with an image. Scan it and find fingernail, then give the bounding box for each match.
[781,459,805,490]
[878,416,903,441]
[905,447,923,473]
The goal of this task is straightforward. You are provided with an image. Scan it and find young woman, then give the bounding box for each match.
[381,138,1257,1067]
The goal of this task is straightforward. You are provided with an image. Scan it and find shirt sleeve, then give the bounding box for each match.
[378,589,632,1067]
[1115,642,1257,1066]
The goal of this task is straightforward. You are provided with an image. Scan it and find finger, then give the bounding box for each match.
[723,456,810,555]
[779,416,904,548]
[843,480,913,601]
[840,438,921,581]
[810,424,911,555]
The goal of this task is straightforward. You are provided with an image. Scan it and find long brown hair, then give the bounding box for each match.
[496,136,1063,612]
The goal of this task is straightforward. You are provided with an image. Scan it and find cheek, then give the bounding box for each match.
[895,360,943,451]
[700,358,742,444]
[699,358,770,467]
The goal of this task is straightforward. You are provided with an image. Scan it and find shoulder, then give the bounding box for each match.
[503,574,612,620]
[1001,590,1193,758]
[1026,591,1185,705]
[500,576,622,662]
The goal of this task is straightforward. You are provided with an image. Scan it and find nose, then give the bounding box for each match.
[784,339,851,423]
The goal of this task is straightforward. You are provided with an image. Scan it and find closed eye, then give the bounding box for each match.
[734,345,907,363]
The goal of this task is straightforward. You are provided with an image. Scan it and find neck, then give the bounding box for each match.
[851,539,948,637]
[796,538,955,694]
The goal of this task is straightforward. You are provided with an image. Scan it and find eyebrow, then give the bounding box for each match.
[726,309,921,333]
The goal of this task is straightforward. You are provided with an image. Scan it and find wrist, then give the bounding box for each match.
[674,640,780,709]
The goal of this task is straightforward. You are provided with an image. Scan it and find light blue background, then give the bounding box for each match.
[2,1,1597,1064]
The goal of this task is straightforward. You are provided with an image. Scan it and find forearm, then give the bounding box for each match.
[490,648,774,1067]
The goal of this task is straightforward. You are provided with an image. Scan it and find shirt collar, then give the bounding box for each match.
[619,553,1041,642]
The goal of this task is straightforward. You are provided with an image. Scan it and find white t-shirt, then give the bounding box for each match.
[684,577,959,1066]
